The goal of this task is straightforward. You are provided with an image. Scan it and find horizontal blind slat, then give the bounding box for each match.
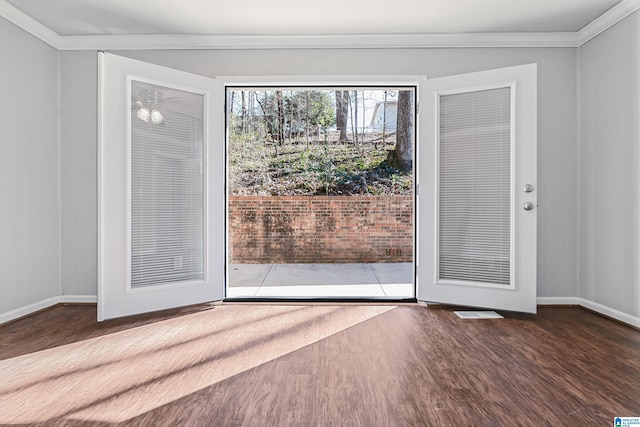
[438,87,511,286]
[130,80,205,288]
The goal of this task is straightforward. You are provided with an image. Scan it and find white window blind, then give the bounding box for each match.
[438,87,511,285]
[130,80,205,288]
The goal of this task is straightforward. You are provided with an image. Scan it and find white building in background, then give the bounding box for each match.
[369,100,398,132]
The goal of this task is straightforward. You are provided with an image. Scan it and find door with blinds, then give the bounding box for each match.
[98,53,224,321]
[417,64,537,313]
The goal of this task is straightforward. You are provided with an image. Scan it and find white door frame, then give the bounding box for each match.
[221,76,421,299]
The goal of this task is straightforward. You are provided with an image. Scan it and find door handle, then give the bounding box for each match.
[523,202,535,211]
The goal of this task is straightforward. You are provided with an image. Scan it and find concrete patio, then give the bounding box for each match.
[227,263,414,299]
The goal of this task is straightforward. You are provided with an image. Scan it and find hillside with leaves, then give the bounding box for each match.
[229,134,412,196]
[228,89,413,196]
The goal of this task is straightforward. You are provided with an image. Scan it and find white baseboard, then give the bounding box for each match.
[0,295,97,325]
[58,295,97,304]
[537,296,640,328]
[575,298,640,329]
[536,296,582,306]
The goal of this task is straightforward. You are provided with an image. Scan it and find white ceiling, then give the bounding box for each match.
[3,0,625,35]
[1,0,639,49]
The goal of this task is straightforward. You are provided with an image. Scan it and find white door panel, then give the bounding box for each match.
[417,64,537,313]
[98,53,224,321]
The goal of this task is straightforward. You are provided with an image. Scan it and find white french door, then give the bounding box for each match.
[97,54,535,317]
[417,64,537,313]
[98,53,225,321]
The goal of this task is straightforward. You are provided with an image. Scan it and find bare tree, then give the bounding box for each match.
[305,91,310,148]
[393,90,414,171]
[350,90,364,156]
[361,90,367,141]
[255,91,279,155]
[276,90,285,145]
[380,90,387,148]
[241,91,247,133]
[248,91,255,133]
[335,90,350,142]
[351,91,358,144]
[288,90,294,143]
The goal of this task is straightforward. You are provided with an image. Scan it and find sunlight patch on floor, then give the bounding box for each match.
[0,304,396,424]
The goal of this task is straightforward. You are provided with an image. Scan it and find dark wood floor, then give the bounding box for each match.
[0,303,638,426]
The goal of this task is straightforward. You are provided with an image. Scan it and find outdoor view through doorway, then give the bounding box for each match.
[226,87,415,299]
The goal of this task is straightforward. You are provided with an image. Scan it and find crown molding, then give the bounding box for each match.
[577,0,640,45]
[54,32,578,50]
[0,0,63,49]
[1,0,637,51]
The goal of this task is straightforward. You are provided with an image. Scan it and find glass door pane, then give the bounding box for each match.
[130,80,205,288]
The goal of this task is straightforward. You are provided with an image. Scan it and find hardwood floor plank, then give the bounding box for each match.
[0,305,638,426]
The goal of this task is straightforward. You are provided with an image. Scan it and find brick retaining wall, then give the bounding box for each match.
[228,196,413,263]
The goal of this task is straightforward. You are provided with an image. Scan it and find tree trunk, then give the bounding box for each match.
[288,90,294,143]
[276,90,285,145]
[351,90,361,154]
[335,90,349,142]
[248,91,254,133]
[394,90,413,172]
[241,91,247,133]
[380,90,387,148]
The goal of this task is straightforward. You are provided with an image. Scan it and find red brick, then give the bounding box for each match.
[229,196,413,263]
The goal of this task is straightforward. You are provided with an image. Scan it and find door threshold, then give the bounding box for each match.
[223,297,417,305]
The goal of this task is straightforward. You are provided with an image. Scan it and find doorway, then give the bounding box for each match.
[98,53,537,320]
[224,86,416,299]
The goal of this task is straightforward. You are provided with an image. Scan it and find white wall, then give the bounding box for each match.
[0,17,587,314]
[4,6,639,323]
[60,51,98,296]
[70,47,576,299]
[579,11,640,317]
[0,17,60,314]
[7,10,640,324]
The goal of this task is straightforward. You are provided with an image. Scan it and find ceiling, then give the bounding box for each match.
[1,0,638,49]
[2,0,625,35]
